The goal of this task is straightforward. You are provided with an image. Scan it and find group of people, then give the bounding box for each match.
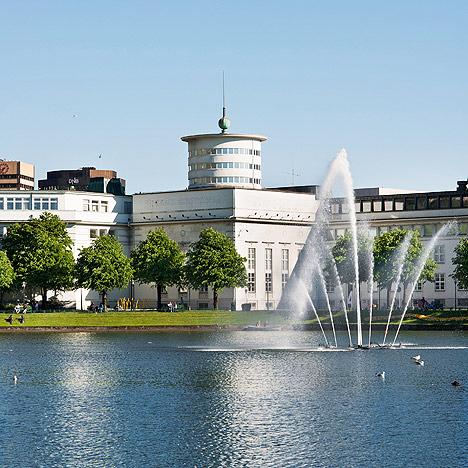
[167,301,179,312]
[87,302,105,312]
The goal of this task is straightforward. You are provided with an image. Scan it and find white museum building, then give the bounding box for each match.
[0,113,467,310]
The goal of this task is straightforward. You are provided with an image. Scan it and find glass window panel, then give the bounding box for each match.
[416,197,427,210]
[384,200,393,211]
[362,201,371,212]
[50,198,58,210]
[428,197,438,209]
[394,199,404,210]
[439,196,449,209]
[373,200,382,212]
[405,198,416,210]
[463,196,468,208]
[451,196,461,208]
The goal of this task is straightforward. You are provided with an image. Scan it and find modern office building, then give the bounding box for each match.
[325,184,468,309]
[0,160,35,190]
[38,166,126,195]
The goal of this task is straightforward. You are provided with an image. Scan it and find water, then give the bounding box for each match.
[0,331,466,468]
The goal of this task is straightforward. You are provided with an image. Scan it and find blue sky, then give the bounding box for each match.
[1,1,467,194]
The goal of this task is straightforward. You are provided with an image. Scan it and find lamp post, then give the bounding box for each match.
[130,280,135,311]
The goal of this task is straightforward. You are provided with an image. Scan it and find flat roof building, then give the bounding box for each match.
[0,160,35,190]
[38,166,126,195]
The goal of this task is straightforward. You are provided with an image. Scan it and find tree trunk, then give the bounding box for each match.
[157,284,162,311]
[41,288,47,310]
[213,289,218,310]
[101,291,108,311]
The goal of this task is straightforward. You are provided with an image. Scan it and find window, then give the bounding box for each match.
[281,273,289,290]
[394,199,404,211]
[199,285,208,293]
[428,197,438,209]
[248,248,256,270]
[0,199,3,210]
[91,200,99,212]
[265,272,272,292]
[247,273,256,292]
[6,198,13,210]
[90,229,98,238]
[281,249,289,272]
[434,245,445,263]
[405,198,416,211]
[423,224,434,237]
[451,196,461,208]
[83,199,90,211]
[416,197,427,210]
[99,229,107,237]
[373,200,382,212]
[434,273,445,291]
[362,201,371,212]
[33,197,58,210]
[354,202,361,213]
[265,248,272,271]
[384,200,393,211]
[101,201,108,212]
[415,280,423,292]
[439,197,449,209]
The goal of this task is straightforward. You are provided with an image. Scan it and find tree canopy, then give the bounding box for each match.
[131,228,185,310]
[0,250,15,294]
[185,228,246,309]
[331,231,372,285]
[76,235,133,309]
[452,237,468,290]
[2,212,75,306]
[373,228,436,290]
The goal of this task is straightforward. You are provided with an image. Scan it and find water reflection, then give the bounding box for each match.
[0,331,465,467]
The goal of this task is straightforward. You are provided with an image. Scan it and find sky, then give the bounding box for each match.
[0,1,467,194]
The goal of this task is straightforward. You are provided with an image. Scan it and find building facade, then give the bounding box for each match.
[39,166,126,195]
[0,160,35,190]
[0,190,132,308]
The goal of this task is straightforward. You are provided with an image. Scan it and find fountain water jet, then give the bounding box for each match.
[391,223,453,346]
[382,233,412,345]
[316,263,337,347]
[297,279,329,347]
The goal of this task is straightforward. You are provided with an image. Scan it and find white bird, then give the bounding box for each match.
[415,360,424,366]
[411,355,421,361]
[376,371,385,379]
[13,375,18,384]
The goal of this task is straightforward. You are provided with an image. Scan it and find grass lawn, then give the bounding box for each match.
[0,310,289,329]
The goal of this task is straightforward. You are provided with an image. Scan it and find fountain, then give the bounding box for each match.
[279,149,455,350]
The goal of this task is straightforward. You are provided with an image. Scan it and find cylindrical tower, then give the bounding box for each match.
[181,112,267,190]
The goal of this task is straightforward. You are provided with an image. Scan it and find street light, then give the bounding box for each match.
[130,280,135,310]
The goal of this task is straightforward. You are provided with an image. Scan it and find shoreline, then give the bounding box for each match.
[0,323,465,333]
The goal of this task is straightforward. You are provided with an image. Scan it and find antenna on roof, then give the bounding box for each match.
[218,71,230,133]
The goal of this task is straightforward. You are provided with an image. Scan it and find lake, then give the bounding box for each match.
[0,330,466,467]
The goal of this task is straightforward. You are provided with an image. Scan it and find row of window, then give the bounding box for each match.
[247,248,290,293]
[189,162,261,171]
[83,199,109,212]
[342,194,468,214]
[0,197,59,210]
[190,177,261,185]
[0,174,34,181]
[189,147,261,157]
[329,222,468,241]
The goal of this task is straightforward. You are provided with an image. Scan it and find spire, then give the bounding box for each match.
[218,71,230,133]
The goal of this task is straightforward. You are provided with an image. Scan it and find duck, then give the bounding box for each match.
[415,360,424,366]
[411,355,421,361]
[376,371,385,379]
[13,375,18,384]
[451,380,461,387]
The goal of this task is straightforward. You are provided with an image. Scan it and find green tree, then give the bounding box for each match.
[131,228,185,310]
[331,232,371,286]
[2,212,75,307]
[373,228,436,307]
[0,251,15,307]
[452,237,468,290]
[185,228,247,310]
[76,235,133,309]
